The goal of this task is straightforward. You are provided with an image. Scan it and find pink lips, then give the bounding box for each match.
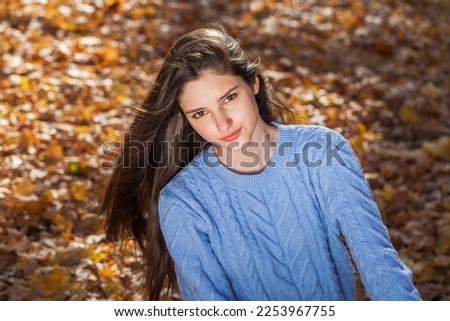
[221,128,241,142]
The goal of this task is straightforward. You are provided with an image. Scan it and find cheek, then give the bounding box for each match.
[190,121,214,140]
[240,94,260,117]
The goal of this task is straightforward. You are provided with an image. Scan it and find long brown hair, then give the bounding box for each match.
[98,27,293,300]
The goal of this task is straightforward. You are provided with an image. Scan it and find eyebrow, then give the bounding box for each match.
[218,85,239,102]
[184,85,240,115]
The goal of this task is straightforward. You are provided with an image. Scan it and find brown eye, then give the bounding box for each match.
[224,93,237,103]
[193,111,206,119]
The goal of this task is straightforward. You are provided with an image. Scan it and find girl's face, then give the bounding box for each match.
[178,70,271,154]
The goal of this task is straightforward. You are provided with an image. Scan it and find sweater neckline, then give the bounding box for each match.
[202,123,291,190]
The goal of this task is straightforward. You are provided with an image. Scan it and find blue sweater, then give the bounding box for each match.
[159,124,421,300]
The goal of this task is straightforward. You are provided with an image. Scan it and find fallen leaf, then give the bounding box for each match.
[27,267,71,297]
[46,142,64,161]
[422,136,450,161]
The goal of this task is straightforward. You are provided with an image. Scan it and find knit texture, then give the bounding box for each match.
[159,124,421,301]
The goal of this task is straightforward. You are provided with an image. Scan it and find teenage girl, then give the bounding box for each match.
[99,27,421,301]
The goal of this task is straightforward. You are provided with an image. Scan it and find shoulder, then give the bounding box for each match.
[275,123,348,151]
[158,151,217,234]
[159,147,214,212]
[276,122,342,137]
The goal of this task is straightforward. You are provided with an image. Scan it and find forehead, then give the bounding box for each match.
[178,71,244,107]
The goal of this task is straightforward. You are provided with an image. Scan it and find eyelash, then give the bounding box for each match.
[225,93,237,103]
[191,93,238,119]
[192,111,206,119]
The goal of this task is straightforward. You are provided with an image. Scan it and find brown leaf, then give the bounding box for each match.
[6,282,33,300]
[60,248,85,266]
[399,106,420,124]
[435,235,450,255]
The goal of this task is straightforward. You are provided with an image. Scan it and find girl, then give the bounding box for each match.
[99,27,421,300]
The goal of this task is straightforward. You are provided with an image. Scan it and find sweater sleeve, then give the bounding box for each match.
[158,188,236,300]
[311,129,421,300]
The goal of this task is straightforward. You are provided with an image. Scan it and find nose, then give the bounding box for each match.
[215,110,232,132]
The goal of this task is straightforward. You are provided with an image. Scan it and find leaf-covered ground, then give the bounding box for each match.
[0,0,449,300]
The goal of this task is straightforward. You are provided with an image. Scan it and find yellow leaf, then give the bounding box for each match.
[327,108,338,122]
[82,109,92,121]
[293,109,310,125]
[379,183,395,202]
[20,76,30,90]
[62,23,77,32]
[420,82,442,99]
[75,125,91,134]
[88,247,108,263]
[115,94,127,103]
[27,268,70,297]
[422,136,450,161]
[357,122,382,141]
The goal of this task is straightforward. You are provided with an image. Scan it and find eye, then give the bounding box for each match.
[224,93,237,103]
[192,110,206,119]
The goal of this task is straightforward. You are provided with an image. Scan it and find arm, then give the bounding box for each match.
[312,129,421,300]
[158,189,236,300]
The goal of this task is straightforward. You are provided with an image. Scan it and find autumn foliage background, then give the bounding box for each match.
[0,0,449,300]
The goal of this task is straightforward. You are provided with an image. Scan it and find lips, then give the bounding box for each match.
[221,128,241,142]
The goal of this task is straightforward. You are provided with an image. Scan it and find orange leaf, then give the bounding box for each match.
[14,178,38,196]
[96,44,120,65]
[69,180,91,201]
[53,213,74,239]
[46,142,63,161]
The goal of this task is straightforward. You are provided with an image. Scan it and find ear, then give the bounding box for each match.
[252,76,260,95]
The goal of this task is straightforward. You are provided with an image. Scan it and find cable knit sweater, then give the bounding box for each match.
[158,123,421,301]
